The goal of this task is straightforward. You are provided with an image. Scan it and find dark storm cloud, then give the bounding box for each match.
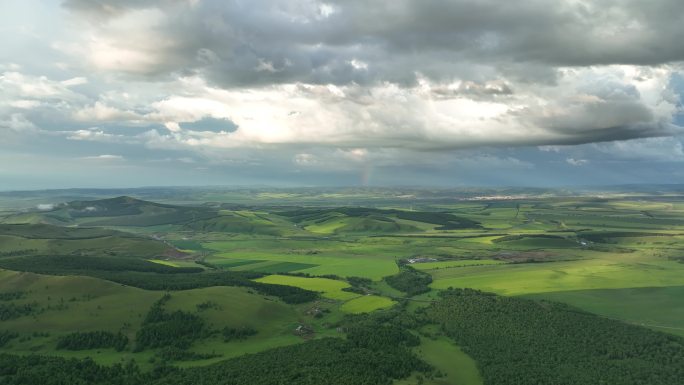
[62,0,684,86]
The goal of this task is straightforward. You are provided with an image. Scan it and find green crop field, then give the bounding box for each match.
[339,295,396,313]
[254,275,358,301]
[524,285,684,337]
[427,252,684,295]
[397,331,482,385]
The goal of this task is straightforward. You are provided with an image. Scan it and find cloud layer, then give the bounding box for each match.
[0,0,683,188]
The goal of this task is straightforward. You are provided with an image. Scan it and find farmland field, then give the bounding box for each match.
[2,187,684,384]
[254,274,358,301]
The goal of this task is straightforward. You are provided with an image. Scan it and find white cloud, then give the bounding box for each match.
[337,148,368,162]
[66,128,119,141]
[9,100,40,109]
[255,59,280,73]
[0,63,21,71]
[61,77,88,86]
[0,113,38,133]
[0,71,84,101]
[294,153,317,166]
[73,102,141,122]
[132,66,680,153]
[566,157,589,166]
[349,59,368,70]
[84,9,175,74]
[80,154,125,161]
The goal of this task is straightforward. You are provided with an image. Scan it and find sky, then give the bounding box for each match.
[1,0,684,190]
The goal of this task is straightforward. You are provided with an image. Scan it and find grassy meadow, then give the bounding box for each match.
[2,189,684,383]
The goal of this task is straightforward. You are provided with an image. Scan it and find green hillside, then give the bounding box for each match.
[184,214,282,235]
[1,196,216,228]
[0,224,173,258]
[2,191,684,384]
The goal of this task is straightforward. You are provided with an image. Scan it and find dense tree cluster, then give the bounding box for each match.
[0,331,18,347]
[0,308,430,385]
[425,288,684,385]
[346,276,372,287]
[56,331,128,352]
[156,337,428,385]
[342,276,373,294]
[0,354,143,385]
[195,301,220,311]
[0,335,427,385]
[0,249,38,257]
[155,347,220,362]
[135,295,206,351]
[346,323,420,351]
[222,327,257,342]
[491,233,567,243]
[341,286,366,294]
[0,303,36,321]
[0,292,25,301]
[384,266,432,296]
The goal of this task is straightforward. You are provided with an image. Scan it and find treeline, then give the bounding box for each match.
[393,211,482,230]
[579,231,672,243]
[0,249,38,257]
[279,207,482,229]
[155,346,220,362]
[0,257,317,304]
[0,255,203,275]
[425,288,684,385]
[57,331,128,351]
[384,265,432,296]
[222,327,257,342]
[92,271,318,304]
[491,234,567,243]
[342,276,373,294]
